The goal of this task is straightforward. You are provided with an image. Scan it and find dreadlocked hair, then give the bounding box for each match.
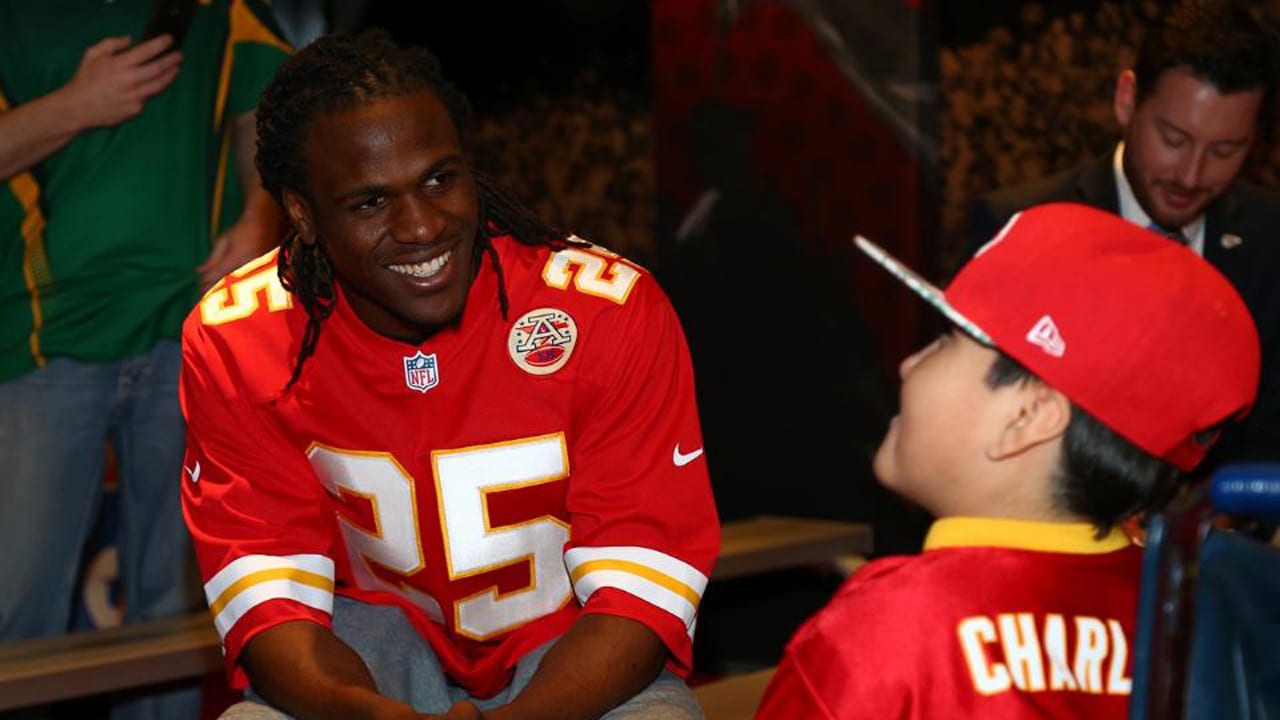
[256,29,577,392]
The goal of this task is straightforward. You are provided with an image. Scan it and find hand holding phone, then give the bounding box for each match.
[142,0,197,48]
[63,32,183,129]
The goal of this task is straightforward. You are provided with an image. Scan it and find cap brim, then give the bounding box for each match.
[853,235,994,346]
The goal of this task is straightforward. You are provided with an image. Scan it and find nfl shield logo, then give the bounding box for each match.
[403,351,439,393]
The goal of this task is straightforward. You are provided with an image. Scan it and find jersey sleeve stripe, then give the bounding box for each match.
[208,567,335,617]
[204,554,335,638]
[570,568,698,637]
[569,559,701,606]
[205,553,334,599]
[564,546,708,635]
[212,577,334,639]
[563,546,709,596]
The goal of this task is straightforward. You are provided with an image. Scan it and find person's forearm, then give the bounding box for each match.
[239,184,283,241]
[231,110,281,241]
[243,620,417,720]
[199,110,281,287]
[0,89,84,181]
[232,111,261,192]
[488,614,667,720]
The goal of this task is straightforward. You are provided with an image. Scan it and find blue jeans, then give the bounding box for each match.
[0,340,202,719]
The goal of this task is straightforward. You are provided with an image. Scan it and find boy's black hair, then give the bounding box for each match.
[254,29,571,391]
[1134,0,1279,123]
[985,352,1183,534]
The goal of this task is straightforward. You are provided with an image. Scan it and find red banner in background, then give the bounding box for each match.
[655,3,940,676]
[652,0,934,371]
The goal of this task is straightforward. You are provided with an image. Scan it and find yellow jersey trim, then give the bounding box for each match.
[0,91,49,367]
[210,0,292,236]
[208,567,335,617]
[214,0,292,128]
[570,558,703,606]
[924,517,1132,555]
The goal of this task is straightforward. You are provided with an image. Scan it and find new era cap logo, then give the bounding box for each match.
[1026,315,1066,358]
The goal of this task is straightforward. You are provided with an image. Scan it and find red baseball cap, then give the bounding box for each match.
[856,202,1260,471]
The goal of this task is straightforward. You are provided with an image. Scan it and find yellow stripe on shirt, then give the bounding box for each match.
[570,558,703,607]
[213,0,292,127]
[0,91,49,366]
[208,566,335,617]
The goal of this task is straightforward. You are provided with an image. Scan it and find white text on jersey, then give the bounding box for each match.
[958,612,1131,696]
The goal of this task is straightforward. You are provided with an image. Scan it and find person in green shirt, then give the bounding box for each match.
[0,2,289,717]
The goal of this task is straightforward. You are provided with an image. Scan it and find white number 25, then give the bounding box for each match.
[308,433,571,640]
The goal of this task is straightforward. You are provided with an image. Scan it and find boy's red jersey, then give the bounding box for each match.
[757,518,1142,719]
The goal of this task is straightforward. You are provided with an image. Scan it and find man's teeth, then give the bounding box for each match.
[389,251,451,278]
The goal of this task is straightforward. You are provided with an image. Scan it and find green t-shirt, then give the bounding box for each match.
[0,0,289,382]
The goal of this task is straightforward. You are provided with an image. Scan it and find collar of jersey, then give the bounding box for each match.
[924,517,1132,555]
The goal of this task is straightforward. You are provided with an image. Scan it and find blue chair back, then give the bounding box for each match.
[1131,464,1280,720]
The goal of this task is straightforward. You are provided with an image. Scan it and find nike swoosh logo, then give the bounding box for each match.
[673,445,704,467]
[184,461,201,484]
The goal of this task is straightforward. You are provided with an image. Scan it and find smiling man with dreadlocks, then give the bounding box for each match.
[179,30,718,720]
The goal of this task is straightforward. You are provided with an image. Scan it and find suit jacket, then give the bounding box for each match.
[966,153,1280,470]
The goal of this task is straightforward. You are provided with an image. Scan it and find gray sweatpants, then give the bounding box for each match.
[220,596,704,719]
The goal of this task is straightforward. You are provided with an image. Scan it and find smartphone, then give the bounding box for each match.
[142,0,198,48]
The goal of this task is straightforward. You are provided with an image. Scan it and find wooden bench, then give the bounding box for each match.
[714,515,871,581]
[0,612,221,711]
[0,515,869,712]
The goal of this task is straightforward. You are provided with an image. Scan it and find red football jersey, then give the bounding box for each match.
[756,518,1142,719]
[180,237,719,696]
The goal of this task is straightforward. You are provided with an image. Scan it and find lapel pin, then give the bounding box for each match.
[1220,233,1244,250]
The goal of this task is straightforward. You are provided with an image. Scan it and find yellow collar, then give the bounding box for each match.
[924,517,1132,555]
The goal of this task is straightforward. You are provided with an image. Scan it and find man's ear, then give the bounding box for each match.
[282,188,317,246]
[987,382,1071,461]
[1114,69,1138,128]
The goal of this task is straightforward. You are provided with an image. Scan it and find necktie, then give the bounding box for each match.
[1147,222,1189,246]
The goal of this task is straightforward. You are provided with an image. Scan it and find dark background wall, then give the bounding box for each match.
[360,1,652,113]
[352,1,661,267]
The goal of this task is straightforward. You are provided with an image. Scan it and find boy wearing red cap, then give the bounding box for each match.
[755,202,1260,719]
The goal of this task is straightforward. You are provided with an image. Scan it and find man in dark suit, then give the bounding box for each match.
[968,0,1280,470]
